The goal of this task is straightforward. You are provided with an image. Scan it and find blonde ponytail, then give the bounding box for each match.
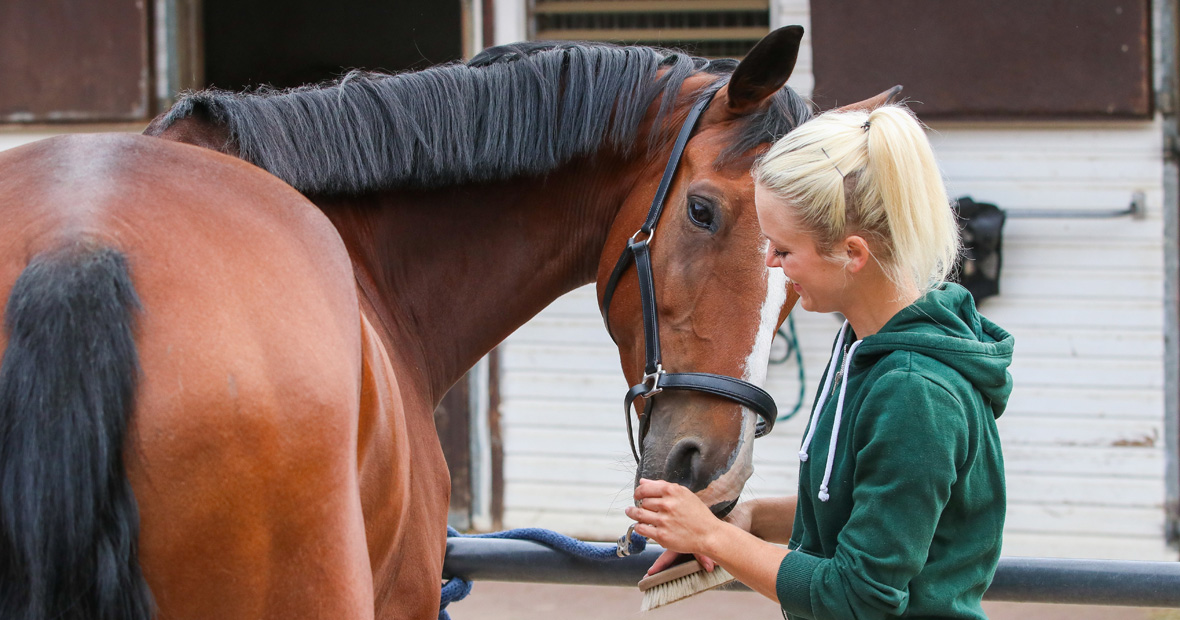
[753,104,960,295]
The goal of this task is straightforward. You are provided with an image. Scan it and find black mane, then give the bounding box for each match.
[158,41,812,195]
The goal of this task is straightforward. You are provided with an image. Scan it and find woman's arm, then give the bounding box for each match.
[744,495,797,544]
[700,521,788,601]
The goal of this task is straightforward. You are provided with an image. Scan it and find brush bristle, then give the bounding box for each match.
[640,565,736,612]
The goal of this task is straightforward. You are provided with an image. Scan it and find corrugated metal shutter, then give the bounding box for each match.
[531,0,770,58]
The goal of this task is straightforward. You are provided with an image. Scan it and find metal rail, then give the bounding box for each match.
[444,537,1180,608]
[1003,190,1146,219]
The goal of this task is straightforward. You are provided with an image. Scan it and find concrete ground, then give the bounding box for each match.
[448,582,1180,620]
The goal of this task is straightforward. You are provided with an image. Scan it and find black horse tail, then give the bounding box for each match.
[0,244,153,620]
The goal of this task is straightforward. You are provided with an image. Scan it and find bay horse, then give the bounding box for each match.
[0,28,816,620]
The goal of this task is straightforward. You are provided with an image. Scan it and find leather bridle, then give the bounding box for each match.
[599,88,778,465]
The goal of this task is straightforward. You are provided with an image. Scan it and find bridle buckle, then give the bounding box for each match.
[642,365,665,397]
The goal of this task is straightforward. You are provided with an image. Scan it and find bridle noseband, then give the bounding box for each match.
[599,89,778,464]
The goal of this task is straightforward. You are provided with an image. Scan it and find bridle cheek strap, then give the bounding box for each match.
[599,88,779,464]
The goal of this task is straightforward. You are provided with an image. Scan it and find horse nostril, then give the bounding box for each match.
[665,439,703,488]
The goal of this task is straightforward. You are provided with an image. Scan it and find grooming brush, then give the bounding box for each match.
[637,559,736,611]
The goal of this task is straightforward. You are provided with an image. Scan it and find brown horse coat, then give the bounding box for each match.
[0,31,835,620]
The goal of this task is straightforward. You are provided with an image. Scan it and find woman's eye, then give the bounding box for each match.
[773,247,789,258]
[687,197,716,229]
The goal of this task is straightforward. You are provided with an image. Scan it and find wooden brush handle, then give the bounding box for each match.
[637,560,703,592]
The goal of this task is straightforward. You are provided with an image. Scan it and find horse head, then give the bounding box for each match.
[599,27,904,515]
[593,27,804,515]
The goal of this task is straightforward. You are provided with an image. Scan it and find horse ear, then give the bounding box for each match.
[831,85,904,112]
[726,25,804,116]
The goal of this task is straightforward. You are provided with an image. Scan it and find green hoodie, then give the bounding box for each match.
[776,283,1013,620]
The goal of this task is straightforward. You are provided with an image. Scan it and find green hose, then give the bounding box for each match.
[769,313,806,422]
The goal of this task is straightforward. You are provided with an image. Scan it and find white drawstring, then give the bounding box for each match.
[798,321,849,463]
[817,340,862,502]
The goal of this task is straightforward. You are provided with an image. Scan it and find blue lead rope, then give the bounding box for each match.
[439,526,647,620]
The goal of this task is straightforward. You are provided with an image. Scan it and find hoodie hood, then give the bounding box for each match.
[856,283,1014,419]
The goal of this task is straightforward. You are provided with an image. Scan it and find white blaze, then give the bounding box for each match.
[695,244,789,507]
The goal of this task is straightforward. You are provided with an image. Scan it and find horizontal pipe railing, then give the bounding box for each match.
[1002,190,1146,219]
[443,537,1180,608]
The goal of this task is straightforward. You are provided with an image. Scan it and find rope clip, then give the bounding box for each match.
[616,523,638,557]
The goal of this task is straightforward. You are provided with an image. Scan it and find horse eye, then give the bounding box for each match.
[687,197,715,229]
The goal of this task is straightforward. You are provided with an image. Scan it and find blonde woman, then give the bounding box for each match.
[626,104,1013,620]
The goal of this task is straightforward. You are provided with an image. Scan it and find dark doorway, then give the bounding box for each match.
[202,0,462,90]
[435,370,473,530]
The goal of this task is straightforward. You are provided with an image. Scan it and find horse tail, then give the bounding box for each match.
[0,243,153,620]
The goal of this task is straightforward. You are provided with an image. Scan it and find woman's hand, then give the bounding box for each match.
[631,490,765,577]
[624,478,724,560]
[641,500,757,576]
[628,484,790,603]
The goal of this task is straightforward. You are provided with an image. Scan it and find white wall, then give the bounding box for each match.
[497,0,1175,560]
[932,122,1167,559]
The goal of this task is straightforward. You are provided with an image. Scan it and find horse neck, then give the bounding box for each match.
[319,157,642,406]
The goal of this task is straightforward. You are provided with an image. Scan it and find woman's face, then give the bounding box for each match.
[754,184,849,314]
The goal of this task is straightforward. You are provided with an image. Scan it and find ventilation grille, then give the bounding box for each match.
[532,0,770,58]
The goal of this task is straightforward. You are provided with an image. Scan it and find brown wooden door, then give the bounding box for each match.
[0,0,151,122]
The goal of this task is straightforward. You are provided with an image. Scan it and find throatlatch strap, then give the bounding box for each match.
[601,242,635,340]
[624,383,650,463]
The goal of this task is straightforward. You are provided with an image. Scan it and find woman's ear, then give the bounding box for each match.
[843,236,873,273]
